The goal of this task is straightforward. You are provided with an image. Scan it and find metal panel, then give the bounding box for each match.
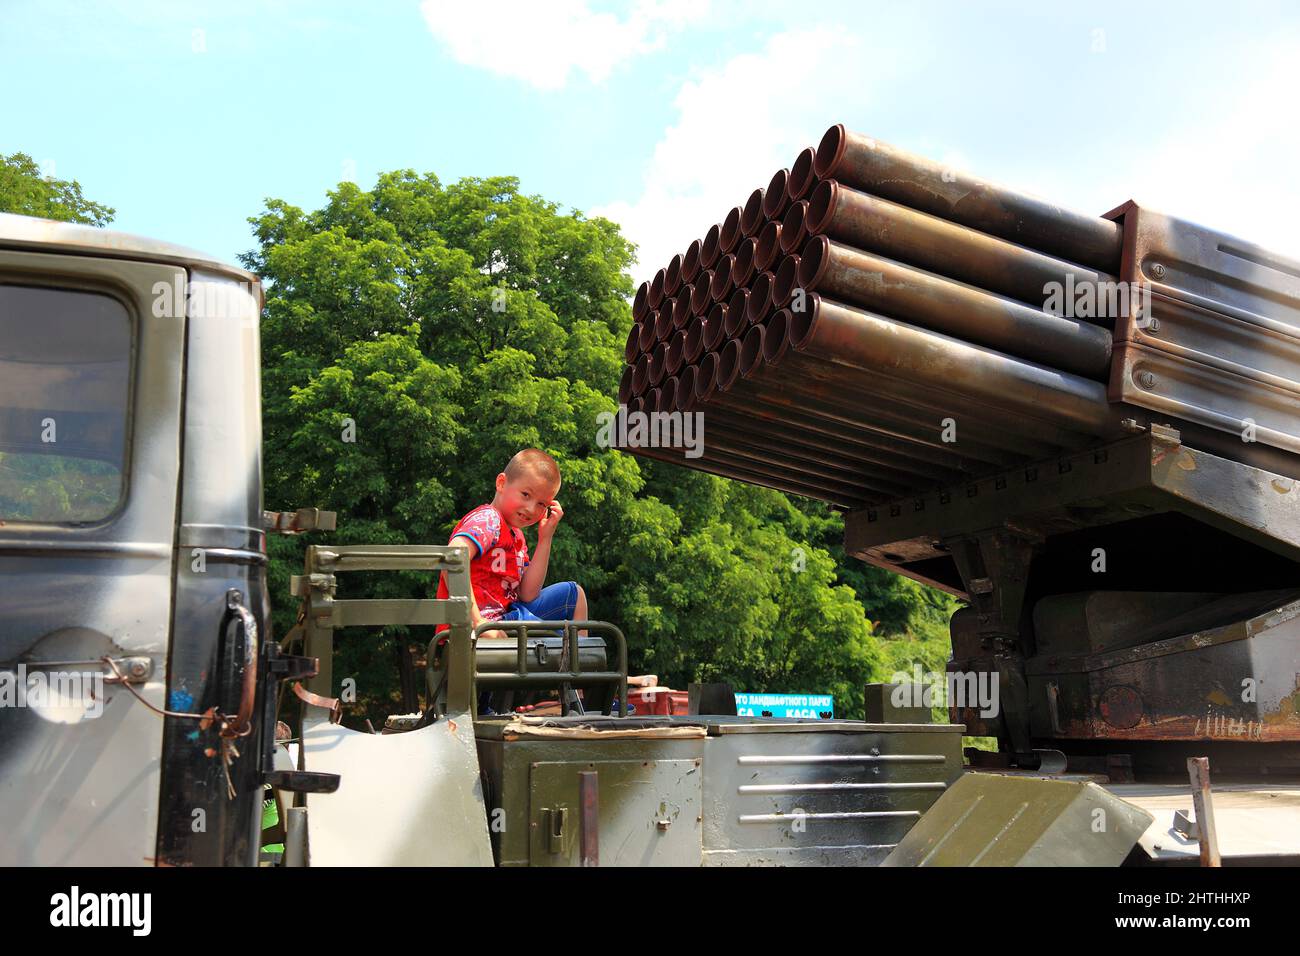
[882,772,1152,866]
[1116,781,1300,862]
[158,269,270,866]
[177,269,265,552]
[0,251,184,865]
[701,721,963,866]
[478,732,706,866]
[156,561,270,866]
[844,434,1300,597]
[1026,595,1300,741]
[1105,200,1300,455]
[1032,591,1224,658]
[527,759,702,866]
[1114,344,1300,455]
[302,708,494,866]
[0,211,259,285]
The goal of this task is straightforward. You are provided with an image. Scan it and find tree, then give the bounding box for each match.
[0,153,115,226]
[0,158,117,523]
[246,172,957,724]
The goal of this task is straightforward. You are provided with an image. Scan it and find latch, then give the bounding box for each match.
[268,653,318,683]
[289,573,335,597]
[1149,423,1182,444]
[260,637,341,795]
[542,807,568,854]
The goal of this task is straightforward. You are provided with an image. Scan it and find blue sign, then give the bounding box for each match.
[734,693,834,719]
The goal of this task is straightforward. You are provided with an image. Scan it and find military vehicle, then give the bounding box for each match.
[621,126,1300,865]
[0,211,962,868]
[1,124,1297,866]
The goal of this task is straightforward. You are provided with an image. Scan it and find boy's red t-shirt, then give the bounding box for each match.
[435,503,529,634]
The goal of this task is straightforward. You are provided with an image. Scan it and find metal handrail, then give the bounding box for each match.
[298,543,476,715]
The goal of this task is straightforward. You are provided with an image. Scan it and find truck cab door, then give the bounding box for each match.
[0,252,185,865]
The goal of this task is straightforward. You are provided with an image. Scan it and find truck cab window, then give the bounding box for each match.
[0,283,131,523]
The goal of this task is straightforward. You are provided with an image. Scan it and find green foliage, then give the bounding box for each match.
[0,153,115,226]
[0,452,121,521]
[248,172,960,725]
[0,162,119,519]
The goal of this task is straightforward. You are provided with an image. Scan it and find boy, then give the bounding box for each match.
[435,448,587,643]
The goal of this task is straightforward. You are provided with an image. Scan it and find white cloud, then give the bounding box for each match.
[419,0,708,90]
[591,26,881,277]
[1098,49,1300,259]
[593,24,1300,281]
[1012,41,1300,261]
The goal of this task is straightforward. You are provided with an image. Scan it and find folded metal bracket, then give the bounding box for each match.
[264,508,337,534]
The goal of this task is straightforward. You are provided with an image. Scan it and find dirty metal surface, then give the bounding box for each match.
[1110,780,1300,862]
[702,716,960,735]
[158,269,271,866]
[1032,591,1225,658]
[0,211,259,284]
[302,704,493,866]
[1026,595,1300,741]
[528,759,702,866]
[0,251,185,866]
[845,434,1300,598]
[702,722,963,866]
[882,772,1152,866]
[479,734,705,866]
[1104,201,1300,457]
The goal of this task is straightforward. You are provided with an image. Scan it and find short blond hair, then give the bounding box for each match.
[504,448,561,488]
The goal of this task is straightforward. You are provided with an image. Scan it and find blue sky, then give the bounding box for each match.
[3,0,1299,281]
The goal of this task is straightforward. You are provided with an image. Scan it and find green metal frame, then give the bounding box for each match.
[291,544,630,720]
[292,544,475,714]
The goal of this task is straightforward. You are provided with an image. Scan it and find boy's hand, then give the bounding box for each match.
[537,499,564,539]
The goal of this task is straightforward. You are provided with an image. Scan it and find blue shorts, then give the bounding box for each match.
[500,581,580,623]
